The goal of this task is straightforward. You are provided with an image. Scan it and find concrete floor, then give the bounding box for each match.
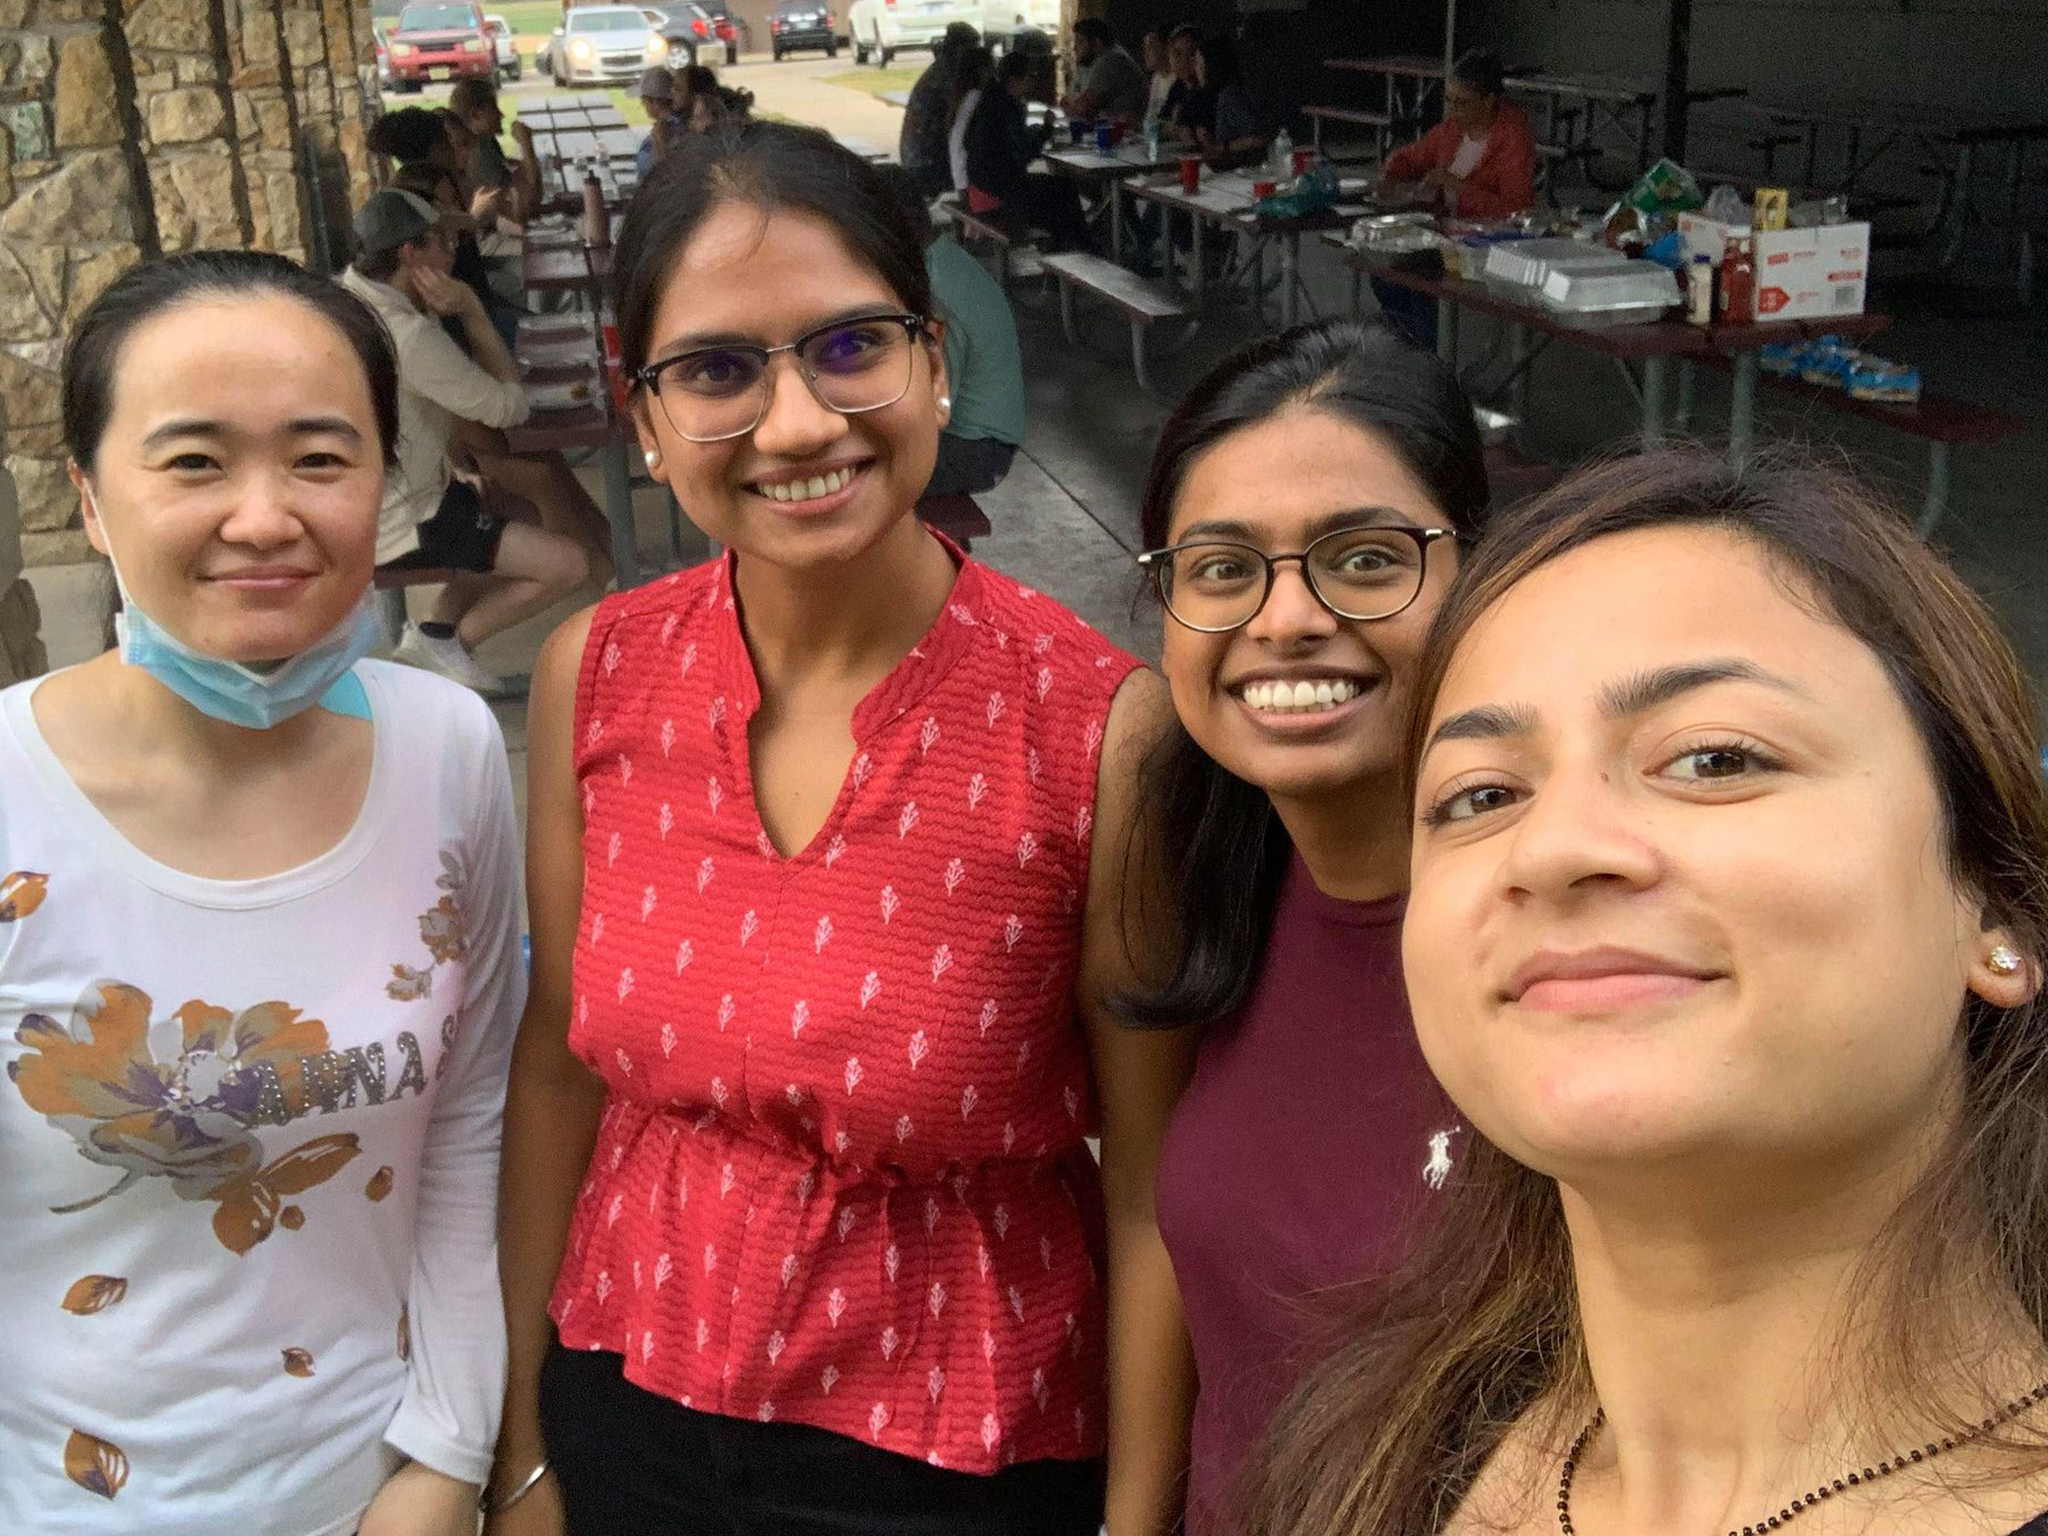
[26,66,2048,836]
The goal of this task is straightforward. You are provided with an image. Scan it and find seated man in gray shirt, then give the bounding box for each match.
[1063,18,1148,123]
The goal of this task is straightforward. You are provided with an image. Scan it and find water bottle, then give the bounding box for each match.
[581,161,608,249]
[1143,119,1161,163]
[1270,125,1293,180]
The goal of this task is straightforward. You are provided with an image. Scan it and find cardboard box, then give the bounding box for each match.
[1676,214,1871,321]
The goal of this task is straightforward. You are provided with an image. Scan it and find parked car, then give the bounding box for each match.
[483,12,522,79]
[977,0,1055,51]
[697,0,744,61]
[384,0,494,90]
[769,0,836,59]
[845,0,976,66]
[549,3,669,84]
[641,2,706,64]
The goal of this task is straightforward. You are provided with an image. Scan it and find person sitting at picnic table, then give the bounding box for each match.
[449,77,545,228]
[340,190,595,696]
[881,167,1024,515]
[964,48,1092,254]
[1157,24,1209,146]
[1192,32,1267,167]
[947,44,994,193]
[900,21,982,198]
[1064,18,1148,127]
[1379,49,1536,219]
[1142,28,1175,126]
[370,106,520,349]
[635,66,683,177]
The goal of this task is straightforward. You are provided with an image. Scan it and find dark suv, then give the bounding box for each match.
[385,0,494,90]
[769,0,836,59]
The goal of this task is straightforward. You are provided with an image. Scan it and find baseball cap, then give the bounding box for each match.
[638,64,675,99]
[352,188,440,256]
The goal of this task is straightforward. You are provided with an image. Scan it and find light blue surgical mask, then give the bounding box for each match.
[92,481,380,731]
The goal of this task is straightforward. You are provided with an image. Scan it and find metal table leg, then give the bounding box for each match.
[1509,323,1534,439]
[603,437,639,589]
[1436,296,1457,369]
[1281,232,1301,329]
[1727,349,1759,466]
[1917,441,1952,537]
[1940,142,1976,269]
[1109,182,1124,264]
[1191,213,1206,308]
[1641,354,1672,445]
[1675,358,1697,428]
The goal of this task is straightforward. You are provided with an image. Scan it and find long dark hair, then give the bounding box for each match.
[611,121,934,383]
[1246,446,2048,1535]
[1115,317,1491,1029]
[61,248,399,471]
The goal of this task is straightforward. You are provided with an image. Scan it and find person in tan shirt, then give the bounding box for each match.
[341,189,595,696]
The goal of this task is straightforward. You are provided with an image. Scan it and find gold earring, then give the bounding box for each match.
[1990,945,2023,976]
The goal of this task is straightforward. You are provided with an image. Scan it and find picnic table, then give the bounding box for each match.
[1126,170,1369,328]
[1324,235,1888,465]
[509,315,643,587]
[1043,139,1186,260]
[1731,98,2048,266]
[521,221,618,294]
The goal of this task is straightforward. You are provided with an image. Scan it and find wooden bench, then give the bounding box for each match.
[1692,354,2025,532]
[954,207,1046,287]
[917,492,993,551]
[1303,104,1393,157]
[1038,252,1193,394]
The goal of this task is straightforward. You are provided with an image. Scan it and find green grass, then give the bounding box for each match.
[818,65,924,98]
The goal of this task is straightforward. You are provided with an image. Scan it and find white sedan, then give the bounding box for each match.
[549,4,670,85]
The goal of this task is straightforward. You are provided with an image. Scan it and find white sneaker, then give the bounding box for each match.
[393,624,511,697]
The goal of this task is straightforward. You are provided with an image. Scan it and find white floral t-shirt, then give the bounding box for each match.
[0,660,526,1536]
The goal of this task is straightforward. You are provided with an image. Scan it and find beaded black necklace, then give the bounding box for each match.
[1556,1382,2048,1536]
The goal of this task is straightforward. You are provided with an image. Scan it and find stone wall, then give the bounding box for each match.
[0,0,378,671]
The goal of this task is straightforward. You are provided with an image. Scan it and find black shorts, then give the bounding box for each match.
[378,479,507,574]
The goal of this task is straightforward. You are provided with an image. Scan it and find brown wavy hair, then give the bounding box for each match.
[1243,445,2048,1535]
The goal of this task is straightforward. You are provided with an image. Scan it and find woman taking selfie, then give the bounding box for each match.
[488,123,1194,1536]
[0,250,525,1534]
[1250,446,2048,1536]
[1123,317,1487,1534]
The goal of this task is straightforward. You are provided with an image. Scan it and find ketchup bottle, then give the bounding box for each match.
[1719,235,1755,325]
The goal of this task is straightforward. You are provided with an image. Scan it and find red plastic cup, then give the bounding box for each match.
[1252,179,1277,199]
[1292,147,1315,177]
[600,321,620,364]
[605,361,629,414]
[1178,155,1201,193]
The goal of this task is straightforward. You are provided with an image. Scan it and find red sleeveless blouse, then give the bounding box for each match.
[552,548,1142,1472]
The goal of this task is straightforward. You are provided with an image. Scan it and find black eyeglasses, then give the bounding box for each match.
[1137,522,1458,633]
[636,312,934,444]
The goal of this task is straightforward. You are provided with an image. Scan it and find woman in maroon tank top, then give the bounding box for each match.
[481,124,1196,1536]
[1118,319,1492,1533]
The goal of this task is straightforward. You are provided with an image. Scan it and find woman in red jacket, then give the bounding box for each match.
[1375,51,1536,344]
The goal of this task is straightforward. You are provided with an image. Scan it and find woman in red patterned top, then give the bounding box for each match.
[484,123,1195,1536]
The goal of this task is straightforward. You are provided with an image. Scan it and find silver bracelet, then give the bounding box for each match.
[480,1458,551,1515]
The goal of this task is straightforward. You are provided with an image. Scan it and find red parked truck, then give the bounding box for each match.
[384,0,495,90]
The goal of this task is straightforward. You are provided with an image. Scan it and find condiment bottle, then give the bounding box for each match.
[1719,235,1755,324]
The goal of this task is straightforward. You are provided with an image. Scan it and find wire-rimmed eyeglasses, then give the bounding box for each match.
[1137,522,1459,633]
[635,312,935,444]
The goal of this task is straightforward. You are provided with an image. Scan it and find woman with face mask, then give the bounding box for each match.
[1121,318,1490,1535]
[0,250,525,1536]
[1249,447,2048,1536]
